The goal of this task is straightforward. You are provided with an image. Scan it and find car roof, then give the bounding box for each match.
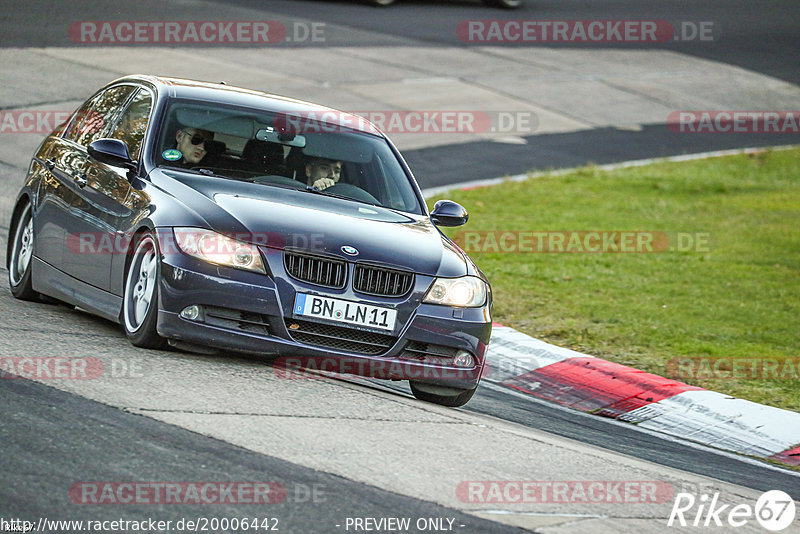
[107,74,383,137]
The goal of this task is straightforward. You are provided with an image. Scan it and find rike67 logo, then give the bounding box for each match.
[668,490,796,531]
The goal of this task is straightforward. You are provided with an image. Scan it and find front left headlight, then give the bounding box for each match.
[423,276,487,307]
[173,227,267,274]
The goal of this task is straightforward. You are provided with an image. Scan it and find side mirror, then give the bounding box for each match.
[430,200,469,227]
[88,138,137,172]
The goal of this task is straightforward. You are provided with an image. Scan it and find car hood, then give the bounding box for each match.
[158,172,468,277]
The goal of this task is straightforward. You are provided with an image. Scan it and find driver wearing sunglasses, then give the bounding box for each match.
[175,127,214,166]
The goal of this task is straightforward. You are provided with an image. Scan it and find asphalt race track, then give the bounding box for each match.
[1,1,799,533]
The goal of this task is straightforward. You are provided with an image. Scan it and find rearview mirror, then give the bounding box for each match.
[256,128,306,148]
[430,200,469,227]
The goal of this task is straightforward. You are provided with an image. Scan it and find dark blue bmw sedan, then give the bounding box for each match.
[7,75,492,406]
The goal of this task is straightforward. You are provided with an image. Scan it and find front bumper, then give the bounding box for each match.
[156,244,492,391]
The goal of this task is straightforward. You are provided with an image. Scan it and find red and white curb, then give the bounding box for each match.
[484,323,800,467]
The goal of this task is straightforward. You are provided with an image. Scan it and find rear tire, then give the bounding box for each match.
[409,381,478,407]
[123,232,165,348]
[8,201,39,301]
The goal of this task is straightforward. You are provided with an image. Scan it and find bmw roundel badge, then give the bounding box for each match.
[341,245,359,256]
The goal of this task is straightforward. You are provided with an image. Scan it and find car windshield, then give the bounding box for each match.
[155,100,423,214]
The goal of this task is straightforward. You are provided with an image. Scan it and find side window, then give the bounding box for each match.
[63,94,101,141]
[108,89,153,159]
[72,85,136,147]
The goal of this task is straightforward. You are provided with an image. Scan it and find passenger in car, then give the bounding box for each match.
[304,157,342,190]
[174,126,214,166]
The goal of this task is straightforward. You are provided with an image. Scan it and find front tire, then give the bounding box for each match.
[123,232,165,348]
[8,201,39,301]
[409,381,478,407]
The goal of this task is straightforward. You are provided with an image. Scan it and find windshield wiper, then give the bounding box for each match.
[302,186,381,207]
[162,165,226,179]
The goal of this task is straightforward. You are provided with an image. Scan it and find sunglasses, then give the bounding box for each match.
[182,130,212,146]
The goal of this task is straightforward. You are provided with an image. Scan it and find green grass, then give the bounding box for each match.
[430,148,800,412]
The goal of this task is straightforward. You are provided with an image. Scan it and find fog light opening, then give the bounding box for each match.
[453,350,474,368]
[180,304,204,321]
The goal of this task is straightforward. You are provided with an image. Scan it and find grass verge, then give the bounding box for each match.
[430,148,800,413]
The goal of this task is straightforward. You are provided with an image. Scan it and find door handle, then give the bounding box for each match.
[73,173,88,188]
[45,158,56,171]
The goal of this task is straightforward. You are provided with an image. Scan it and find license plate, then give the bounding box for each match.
[293,293,396,332]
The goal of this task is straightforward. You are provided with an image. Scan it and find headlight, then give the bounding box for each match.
[423,276,487,307]
[174,227,266,274]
